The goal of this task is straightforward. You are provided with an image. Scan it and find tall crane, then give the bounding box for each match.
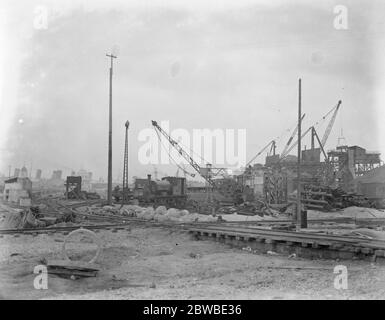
[246,115,306,166]
[151,120,220,188]
[321,100,342,147]
[280,100,341,160]
[311,127,329,162]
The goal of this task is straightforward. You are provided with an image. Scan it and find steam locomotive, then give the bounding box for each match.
[113,174,187,208]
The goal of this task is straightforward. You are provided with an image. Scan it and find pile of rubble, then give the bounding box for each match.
[0,206,53,229]
[84,204,219,223]
[216,201,281,217]
[120,205,219,223]
[0,202,76,230]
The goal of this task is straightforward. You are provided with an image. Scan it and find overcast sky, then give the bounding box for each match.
[1,0,384,181]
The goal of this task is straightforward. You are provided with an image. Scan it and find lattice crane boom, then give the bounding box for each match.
[321,100,342,147]
[281,113,306,157]
[151,120,217,188]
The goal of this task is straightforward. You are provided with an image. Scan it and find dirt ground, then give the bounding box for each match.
[0,225,385,300]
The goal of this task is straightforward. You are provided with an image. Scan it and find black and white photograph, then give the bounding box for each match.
[1,0,385,304]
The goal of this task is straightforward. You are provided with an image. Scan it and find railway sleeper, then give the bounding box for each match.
[191,230,382,261]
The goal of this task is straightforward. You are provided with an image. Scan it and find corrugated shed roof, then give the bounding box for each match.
[4,177,32,184]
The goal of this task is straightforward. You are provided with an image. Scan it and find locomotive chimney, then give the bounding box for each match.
[147,174,151,182]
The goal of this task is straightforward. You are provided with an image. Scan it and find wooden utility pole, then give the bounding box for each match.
[122,121,130,206]
[296,78,302,229]
[106,53,117,205]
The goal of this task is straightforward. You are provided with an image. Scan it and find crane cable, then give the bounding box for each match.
[279,100,341,160]
[154,129,196,178]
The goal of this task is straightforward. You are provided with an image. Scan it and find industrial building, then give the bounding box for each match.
[354,165,385,207]
[327,145,382,192]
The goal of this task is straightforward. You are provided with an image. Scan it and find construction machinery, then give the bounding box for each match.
[151,120,244,209]
[133,175,187,208]
[321,100,342,147]
[112,175,188,208]
[280,100,341,161]
[262,101,342,207]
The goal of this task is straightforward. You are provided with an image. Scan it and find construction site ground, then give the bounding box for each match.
[1,222,385,300]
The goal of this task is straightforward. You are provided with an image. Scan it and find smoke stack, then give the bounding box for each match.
[147,174,151,182]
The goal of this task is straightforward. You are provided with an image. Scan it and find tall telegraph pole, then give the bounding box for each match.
[296,78,302,229]
[106,53,117,205]
[122,121,130,206]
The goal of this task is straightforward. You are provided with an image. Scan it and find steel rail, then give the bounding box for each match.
[187,224,385,248]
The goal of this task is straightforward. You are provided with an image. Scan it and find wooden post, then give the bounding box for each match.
[106,53,117,205]
[296,78,302,229]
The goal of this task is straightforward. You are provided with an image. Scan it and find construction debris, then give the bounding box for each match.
[43,228,102,279]
[300,184,374,211]
[0,206,47,229]
[45,259,100,279]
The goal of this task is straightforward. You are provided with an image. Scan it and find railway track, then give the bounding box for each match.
[0,214,382,236]
[187,224,385,260]
[189,224,377,244]
[2,210,385,260]
[0,222,133,235]
[0,218,220,236]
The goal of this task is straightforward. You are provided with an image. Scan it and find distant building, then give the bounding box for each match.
[35,169,42,180]
[14,168,20,177]
[51,170,63,180]
[77,169,93,191]
[20,166,28,178]
[3,177,32,206]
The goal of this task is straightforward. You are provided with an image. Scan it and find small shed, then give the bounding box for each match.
[3,177,32,206]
